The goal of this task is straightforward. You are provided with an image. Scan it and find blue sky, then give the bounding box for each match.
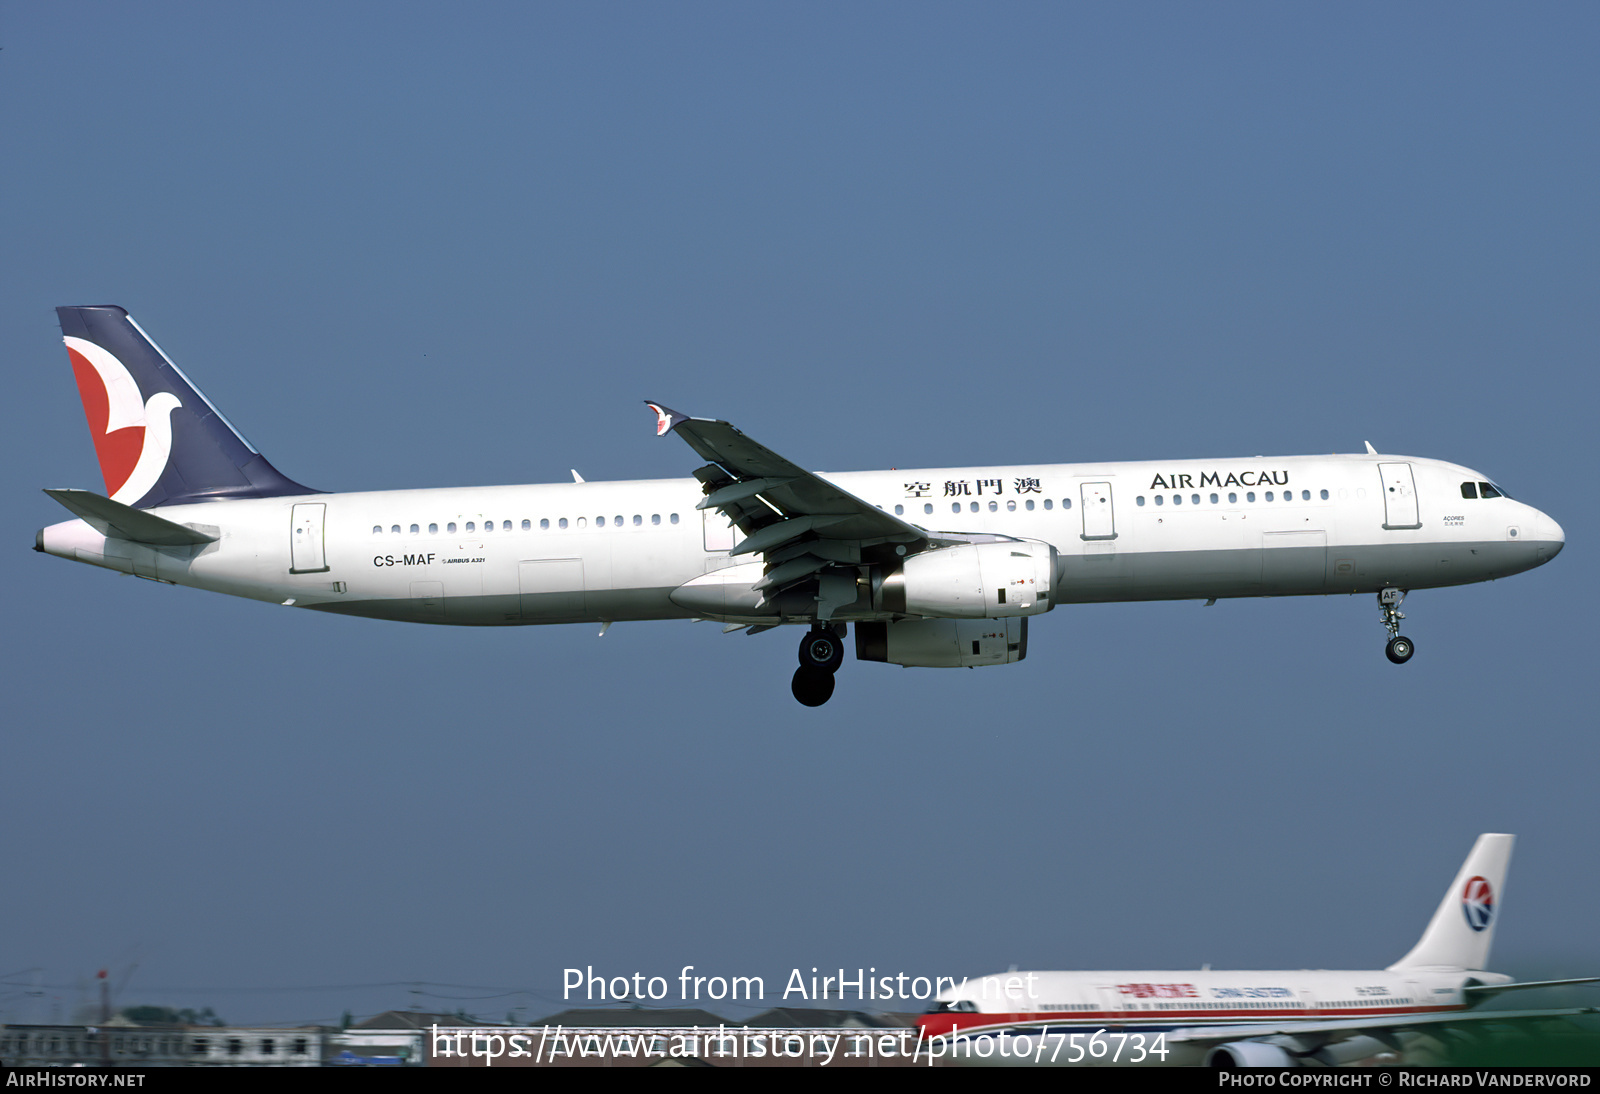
[3,3,1597,1026]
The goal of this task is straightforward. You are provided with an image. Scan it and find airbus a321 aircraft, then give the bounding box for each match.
[920,834,1597,1067]
[37,306,1564,706]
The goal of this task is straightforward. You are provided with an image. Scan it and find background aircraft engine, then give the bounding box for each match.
[880,540,1056,619]
[1205,1041,1300,1067]
[855,617,1027,668]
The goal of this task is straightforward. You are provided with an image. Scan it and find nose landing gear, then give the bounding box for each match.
[1379,589,1415,664]
[792,624,846,706]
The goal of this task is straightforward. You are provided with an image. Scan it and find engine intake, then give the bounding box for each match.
[1206,1041,1298,1067]
[877,540,1056,619]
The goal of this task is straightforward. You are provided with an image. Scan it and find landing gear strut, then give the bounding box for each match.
[1379,588,1415,664]
[792,624,846,706]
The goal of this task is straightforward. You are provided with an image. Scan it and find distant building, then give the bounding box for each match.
[0,1023,323,1066]
[325,1011,464,1066]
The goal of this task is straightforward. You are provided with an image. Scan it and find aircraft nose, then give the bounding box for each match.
[1537,511,1564,560]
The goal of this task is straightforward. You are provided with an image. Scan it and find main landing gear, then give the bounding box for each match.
[1379,588,1415,664]
[792,625,846,707]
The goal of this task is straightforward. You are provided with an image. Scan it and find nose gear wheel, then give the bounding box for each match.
[1378,589,1415,665]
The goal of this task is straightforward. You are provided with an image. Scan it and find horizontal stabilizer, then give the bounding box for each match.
[44,488,218,546]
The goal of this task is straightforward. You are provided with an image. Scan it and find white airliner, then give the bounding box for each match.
[920,834,1597,1067]
[37,306,1564,705]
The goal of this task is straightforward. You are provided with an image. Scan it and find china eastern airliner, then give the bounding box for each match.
[37,306,1564,705]
[919,834,1597,1067]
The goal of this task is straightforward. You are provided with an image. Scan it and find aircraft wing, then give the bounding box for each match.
[647,402,930,620]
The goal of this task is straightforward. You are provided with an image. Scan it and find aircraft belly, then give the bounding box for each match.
[1329,539,1543,590]
[305,587,683,626]
[1055,539,1539,603]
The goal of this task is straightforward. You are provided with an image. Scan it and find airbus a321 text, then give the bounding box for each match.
[37,306,1564,705]
[920,834,1598,1067]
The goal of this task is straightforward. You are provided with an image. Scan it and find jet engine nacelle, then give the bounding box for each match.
[877,540,1056,619]
[1205,1041,1299,1068]
[855,617,1028,668]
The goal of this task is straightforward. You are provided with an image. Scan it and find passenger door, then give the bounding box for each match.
[1378,463,1421,530]
[289,503,329,573]
[1080,482,1117,540]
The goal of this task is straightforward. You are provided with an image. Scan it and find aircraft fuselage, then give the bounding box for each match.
[39,452,1562,627]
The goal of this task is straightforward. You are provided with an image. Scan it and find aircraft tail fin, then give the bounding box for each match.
[1388,833,1513,971]
[56,306,317,509]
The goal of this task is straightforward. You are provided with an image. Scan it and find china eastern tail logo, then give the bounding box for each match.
[1461,875,1495,932]
[64,336,180,506]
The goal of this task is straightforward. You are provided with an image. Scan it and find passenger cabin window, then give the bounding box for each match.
[540,519,550,530]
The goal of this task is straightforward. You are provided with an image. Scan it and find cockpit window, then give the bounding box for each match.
[1460,482,1478,500]
[1479,481,1504,499]
[923,1000,977,1014]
